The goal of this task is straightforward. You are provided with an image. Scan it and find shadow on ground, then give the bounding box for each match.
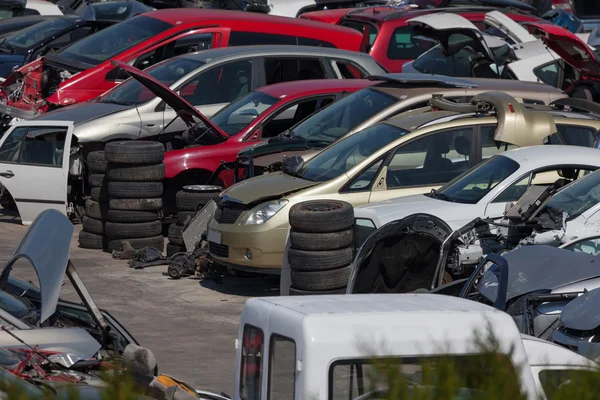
[199,274,280,297]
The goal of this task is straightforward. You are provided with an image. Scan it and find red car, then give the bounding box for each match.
[0,9,363,124]
[115,61,376,213]
[300,3,541,72]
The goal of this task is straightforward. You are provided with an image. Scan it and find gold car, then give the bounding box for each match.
[207,93,600,272]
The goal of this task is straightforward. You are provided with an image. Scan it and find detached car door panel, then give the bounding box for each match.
[0,121,73,225]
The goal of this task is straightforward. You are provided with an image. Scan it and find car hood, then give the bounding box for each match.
[111,60,228,139]
[524,22,600,78]
[34,101,131,125]
[221,171,317,205]
[559,287,600,331]
[0,209,73,324]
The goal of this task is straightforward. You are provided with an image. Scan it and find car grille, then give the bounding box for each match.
[209,242,229,258]
[214,201,247,224]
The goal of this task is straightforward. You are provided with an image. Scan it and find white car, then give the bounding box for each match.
[0,0,62,19]
[268,0,387,18]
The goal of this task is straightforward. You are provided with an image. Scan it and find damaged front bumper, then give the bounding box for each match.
[0,102,36,119]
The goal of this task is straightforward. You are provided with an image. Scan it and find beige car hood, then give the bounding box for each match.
[222,172,317,205]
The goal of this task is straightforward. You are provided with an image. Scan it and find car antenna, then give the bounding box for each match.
[0,326,68,371]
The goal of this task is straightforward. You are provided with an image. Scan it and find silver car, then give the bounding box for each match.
[34,45,386,152]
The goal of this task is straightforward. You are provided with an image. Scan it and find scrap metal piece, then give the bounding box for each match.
[182,200,218,252]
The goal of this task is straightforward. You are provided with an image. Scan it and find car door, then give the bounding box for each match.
[0,121,73,225]
[367,126,476,203]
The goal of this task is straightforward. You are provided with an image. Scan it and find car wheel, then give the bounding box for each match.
[78,230,106,249]
[109,198,163,211]
[291,265,351,291]
[175,190,220,211]
[87,151,108,173]
[108,181,163,199]
[168,223,184,246]
[167,243,186,257]
[176,211,196,226]
[90,186,109,202]
[289,200,354,233]
[106,163,165,182]
[85,199,109,219]
[88,173,107,187]
[104,141,164,165]
[288,247,353,271]
[289,229,353,251]
[82,216,105,235]
[105,220,162,239]
[107,209,160,223]
[289,286,347,296]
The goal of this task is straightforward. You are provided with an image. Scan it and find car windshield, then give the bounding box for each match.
[210,91,279,136]
[543,169,600,221]
[100,58,205,106]
[432,156,520,204]
[290,88,397,147]
[296,123,408,182]
[57,15,172,66]
[5,17,72,50]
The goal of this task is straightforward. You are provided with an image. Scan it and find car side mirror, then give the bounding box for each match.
[137,59,151,70]
[282,155,304,176]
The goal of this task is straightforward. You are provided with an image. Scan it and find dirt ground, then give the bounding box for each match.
[0,212,280,395]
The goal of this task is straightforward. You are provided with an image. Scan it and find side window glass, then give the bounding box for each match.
[240,324,263,400]
[23,8,40,15]
[480,125,518,160]
[297,37,335,48]
[492,174,530,204]
[0,126,67,167]
[387,26,434,60]
[556,124,597,147]
[265,58,326,85]
[563,237,600,255]
[172,33,212,56]
[334,60,366,79]
[534,62,559,87]
[262,97,335,139]
[345,157,385,192]
[180,59,252,106]
[0,127,27,163]
[386,128,474,188]
[267,335,296,400]
[132,49,157,70]
[229,31,296,46]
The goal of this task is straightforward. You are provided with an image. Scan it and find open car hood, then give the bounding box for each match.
[524,22,600,78]
[111,60,228,139]
[484,10,537,44]
[559,287,600,331]
[0,209,72,324]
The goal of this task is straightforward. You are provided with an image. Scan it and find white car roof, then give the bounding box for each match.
[499,145,600,170]
[26,0,62,15]
[521,334,596,367]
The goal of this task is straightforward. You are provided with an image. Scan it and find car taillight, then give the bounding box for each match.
[552,0,573,13]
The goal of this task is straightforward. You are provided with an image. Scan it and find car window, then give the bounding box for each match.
[413,41,479,77]
[539,369,600,398]
[228,31,335,48]
[6,17,73,49]
[267,335,295,400]
[340,20,378,50]
[211,91,279,136]
[480,125,518,160]
[240,324,263,400]
[543,168,600,221]
[130,33,212,72]
[261,96,335,139]
[387,26,435,60]
[345,156,385,191]
[563,237,600,255]
[179,59,252,106]
[556,124,597,147]
[334,59,366,79]
[534,62,560,87]
[386,127,474,188]
[264,57,327,85]
[0,126,67,167]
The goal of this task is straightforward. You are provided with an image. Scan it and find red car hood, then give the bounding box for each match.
[111,60,228,139]
[524,22,600,78]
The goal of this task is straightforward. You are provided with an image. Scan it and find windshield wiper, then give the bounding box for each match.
[304,139,331,148]
[430,188,453,202]
[101,99,133,106]
[0,38,14,54]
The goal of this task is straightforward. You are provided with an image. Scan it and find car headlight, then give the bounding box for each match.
[242,200,288,225]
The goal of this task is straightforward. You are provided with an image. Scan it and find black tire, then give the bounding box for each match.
[105,221,162,239]
[289,200,354,233]
[108,182,163,199]
[106,163,165,182]
[104,141,164,164]
[182,185,221,193]
[289,286,347,296]
[109,198,162,211]
[168,223,184,246]
[107,209,160,223]
[176,190,219,211]
[90,186,109,202]
[290,229,353,251]
[85,199,109,219]
[108,235,164,252]
[290,265,351,291]
[288,247,353,271]
[78,230,106,250]
[88,173,106,187]
[177,211,196,226]
[82,216,104,235]
[167,243,185,257]
[87,151,107,173]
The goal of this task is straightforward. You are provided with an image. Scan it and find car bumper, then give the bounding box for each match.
[0,102,35,119]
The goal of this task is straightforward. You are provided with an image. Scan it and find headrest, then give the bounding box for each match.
[432,136,450,154]
[123,344,158,377]
[454,135,471,156]
[558,168,577,180]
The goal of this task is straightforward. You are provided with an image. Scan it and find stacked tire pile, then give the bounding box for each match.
[104,141,165,253]
[288,200,354,295]
[167,185,222,257]
[79,151,109,250]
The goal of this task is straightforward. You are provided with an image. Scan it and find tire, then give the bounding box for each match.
[109,198,162,211]
[289,200,354,233]
[167,243,185,257]
[168,223,184,246]
[108,235,164,252]
[105,220,162,239]
[82,216,104,235]
[289,286,347,296]
[104,141,164,164]
[78,230,106,250]
[87,151,107,173]
[290,265,351,291]
[176,190,219,211]
[108,182,163,199]
[290,229,353,251]
[177,211,196,226]
[107,209,160,223]
[85,199,109,219]
[106,163,165,182]
[182,185,221,193]
[90,186,109,202]
[288,247,353,271]
[88,173,106,187]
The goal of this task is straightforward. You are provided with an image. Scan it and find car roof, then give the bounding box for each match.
[502,145,600,168]
[342,6,533,23]
[145,8,360,36]
[179,44,373,63]
[258,79,377,97]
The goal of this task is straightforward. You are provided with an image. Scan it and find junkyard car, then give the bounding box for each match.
[0,8,364,125]
[233,293,595,400]
[233,74,567,182]
[268,0,387,18]
[0,0,62,20]
[206,92,587,273]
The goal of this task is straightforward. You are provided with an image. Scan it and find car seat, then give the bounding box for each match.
[553,168,578,189]
[472,59,499,79]
[423,137,452,171]
[454,135,471,162]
